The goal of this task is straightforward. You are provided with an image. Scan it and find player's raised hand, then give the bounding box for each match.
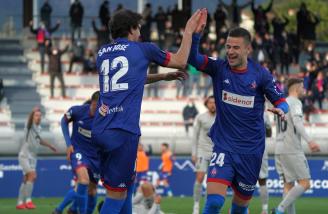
[309,141,320,153]
[268,107,286,120]
[164,71,188,82]
[195,8,208,33]
[66,145,74,161]
[184,9,202,34]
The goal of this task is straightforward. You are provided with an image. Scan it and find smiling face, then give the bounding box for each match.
[225,36,251,70]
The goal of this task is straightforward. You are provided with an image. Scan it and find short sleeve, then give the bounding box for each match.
[138,42,171,67]
[64,106,78,122]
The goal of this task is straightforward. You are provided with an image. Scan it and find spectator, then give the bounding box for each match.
[40,0,52,29]
[92,18,111,50]
[114,3,124,13]
[251,0,273,37]
[187,64,201,96]
[176,69,189,98]
[214,3,227,43]
[141,3,152,42]
[68,39,85,73]
[69,0,84,42]
[0,78,4,102]
[154,6,167,48]
[29,20,60,74]
[219,0,251,27]
[46,41,68,98]
[182,99,198,134]
[83,50,96,73]
[272,14,289,44]
[252,33,269,64]
[99,0,110,27]
[171,4,184,35]
[278,32,291,75]
[146,63,159,97]
[311,71,326,110]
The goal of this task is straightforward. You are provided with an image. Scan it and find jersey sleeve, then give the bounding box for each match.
[138,42,171,67]
[261,68,287,108]
[63,106,78,122]
[188,33,222,77]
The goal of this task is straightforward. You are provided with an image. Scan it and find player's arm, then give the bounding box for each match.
[164,9,203,69]
[262,69,289,119]
[148,196,161,214]
[145,71,188,84]
[61,108,74,160]
[191,115,201,163]
[39,138,57,152]
[291,104,320,152]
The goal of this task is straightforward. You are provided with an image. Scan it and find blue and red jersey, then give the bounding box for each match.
[63,104,97,157]
[188,34,287,154]
[92,38,171,136]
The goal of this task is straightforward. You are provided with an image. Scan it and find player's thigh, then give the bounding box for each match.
[99,129,139,191]
[195,155,210,182]
[206,147,234,195]
[231,153,262,204]
[70,151,91,183]
[19,155,37,180]
[280,153,311,183]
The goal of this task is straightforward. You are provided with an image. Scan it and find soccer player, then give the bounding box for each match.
[192,95,216,214]
[135,143,150,188]
[53,91,101,214]
[258,111,272,214]
[272,78,320,214]
[91,8,204,213]
[157,143,174,196]
[16,108,57,209]
[188,10,288,214]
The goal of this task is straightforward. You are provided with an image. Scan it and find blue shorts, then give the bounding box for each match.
[207,146,262,200]
[92,128,139,192]
[70,149,101,184]
[136,171,148,184]
[159,172,171,180]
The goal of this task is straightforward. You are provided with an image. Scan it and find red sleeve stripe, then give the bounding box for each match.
[231,184,253,200]
[199,55,209,70]
[162,51,171,67]
[274,98,286,106]
[207,178,231,186]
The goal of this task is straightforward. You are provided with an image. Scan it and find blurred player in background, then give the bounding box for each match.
[53,91,100,214]
[258,110,272,214]
[188,9,288,214]
[135,143,150,189]
[191,95,216,214]
[272,78,320,214]
[16,107,57,210]
[157,143,174,197]
[91,8,204,213]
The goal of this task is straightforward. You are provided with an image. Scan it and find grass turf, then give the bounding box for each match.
[0,196,327,213]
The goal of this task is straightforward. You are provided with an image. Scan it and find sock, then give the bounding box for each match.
[165,185,173,196]
[76,183,88,214]
[278,185,305,212]
[56,189,76,212]
[100,197,125,214]
[17,182,26,205]
[230,202,248,214]
[25,181,34,202]
[202,194,225,214]
[194,182,202,203]
[120,184,134,214]
[86,194,98,214]
[282,190,296,214]
[259,185,268,212]
[69,200,78,212]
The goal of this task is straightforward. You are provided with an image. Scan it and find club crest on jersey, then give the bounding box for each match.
[210,168,217,176]
[224,79,230,84]
[250,80,257,89]
[222,90,254,108]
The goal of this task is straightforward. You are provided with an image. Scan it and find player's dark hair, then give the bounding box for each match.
[204,95,215,107]
[162,143,169,148]
[91,91,100,102]
[287,78,304,90]
[109,9,142,39]
[228,27,252,44]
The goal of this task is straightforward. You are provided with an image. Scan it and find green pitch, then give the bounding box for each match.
[0,196,327,214]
